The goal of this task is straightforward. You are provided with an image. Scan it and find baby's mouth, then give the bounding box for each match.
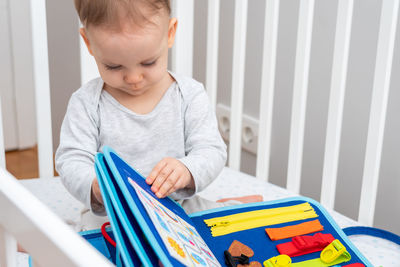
[128,84,143,91]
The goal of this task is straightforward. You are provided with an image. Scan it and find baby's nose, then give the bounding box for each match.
[124,72,143,84]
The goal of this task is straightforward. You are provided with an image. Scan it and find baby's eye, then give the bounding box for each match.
[104,64,122,70]
[141,60,156,67]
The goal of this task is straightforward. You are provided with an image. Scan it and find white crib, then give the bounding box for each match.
[1,0,399,266]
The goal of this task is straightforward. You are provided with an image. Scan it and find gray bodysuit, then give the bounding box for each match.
[55,72,227,214]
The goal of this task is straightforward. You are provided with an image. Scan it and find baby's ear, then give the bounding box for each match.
[167,18,178,48]
[79,28,94,56]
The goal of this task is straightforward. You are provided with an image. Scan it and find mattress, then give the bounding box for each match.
[17,167,400,266]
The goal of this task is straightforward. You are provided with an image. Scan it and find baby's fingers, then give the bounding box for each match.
[156,170,180,198]
[150,165,173,194]
[146,160,167,185]
[165,177,184,198]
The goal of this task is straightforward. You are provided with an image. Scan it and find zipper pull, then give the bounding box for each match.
[213,221,230,227]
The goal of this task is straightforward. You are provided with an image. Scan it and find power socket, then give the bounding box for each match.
[216,103,259,155]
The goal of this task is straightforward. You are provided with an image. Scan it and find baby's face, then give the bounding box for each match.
[82,13,176,97]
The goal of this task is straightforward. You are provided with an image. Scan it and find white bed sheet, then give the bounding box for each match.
[18,167,400,266]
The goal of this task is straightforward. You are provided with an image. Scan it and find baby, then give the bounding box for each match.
[56,0,261,219]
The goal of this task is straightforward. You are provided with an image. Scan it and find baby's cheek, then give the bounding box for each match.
[147,64,167,84]
[101,72,122,88]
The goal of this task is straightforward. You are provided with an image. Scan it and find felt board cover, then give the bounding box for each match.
[95,146,371,267]
[190,197,372,266]
[95,153,157,266]
[97,146,220,267]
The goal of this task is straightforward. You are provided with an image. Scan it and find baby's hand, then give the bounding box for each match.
[91,178,104,205]
[146,158,194,198]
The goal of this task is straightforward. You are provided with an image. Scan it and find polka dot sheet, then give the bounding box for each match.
[16,168,400,266]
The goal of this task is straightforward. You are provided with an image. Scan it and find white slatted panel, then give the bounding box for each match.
[206,0,220,109]
[0,226,17,267]
[320,0,354,209]
[0,168,113,267]
[358,0,399,226]
[229,0,248,170]
[30,0,54,178]
[286,0,315,193]
[171,0,194,77]
[256,0,279,181]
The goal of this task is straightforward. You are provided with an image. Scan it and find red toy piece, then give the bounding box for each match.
[101,222,116,247]
[341,264,365,267]
[276,233,335,257]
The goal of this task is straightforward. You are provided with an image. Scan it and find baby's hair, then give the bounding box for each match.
[74,0,171,29]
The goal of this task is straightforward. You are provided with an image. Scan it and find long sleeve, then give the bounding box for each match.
[55,75,226,207]
[176,83,227,198]
[55,88,101,213]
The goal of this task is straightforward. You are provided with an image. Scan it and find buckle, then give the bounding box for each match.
[320,240,347,263]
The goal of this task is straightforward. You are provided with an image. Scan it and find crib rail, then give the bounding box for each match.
[74,0,399,229]
[1,4,399,262]
[0,168,113,267]
[170,0,399,227]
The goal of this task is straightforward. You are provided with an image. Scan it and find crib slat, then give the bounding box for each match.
[320,0,354,209]
[30,0,54,178]
[229,0,248,170]
[0,101,5,169]
[206,0,220,109]
[287,0,315,193]
[256,0,279,181]
[358,0,399,226]
[0,227,17,267]
[171,0,194,77]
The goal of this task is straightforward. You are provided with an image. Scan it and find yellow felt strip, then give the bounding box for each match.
[205,203,314,226]
[205,202,318,237]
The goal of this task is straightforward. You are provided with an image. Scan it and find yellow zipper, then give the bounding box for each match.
[204,202,318,237]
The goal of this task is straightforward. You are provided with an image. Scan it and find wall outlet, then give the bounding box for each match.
[216,103,259,155]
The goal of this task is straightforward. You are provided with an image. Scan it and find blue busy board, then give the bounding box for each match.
[88,146,371,267]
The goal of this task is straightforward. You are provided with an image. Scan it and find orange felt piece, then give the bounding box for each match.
[265,219,324,241]
[228,240,254,257]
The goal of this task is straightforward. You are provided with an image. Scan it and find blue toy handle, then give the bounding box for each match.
[343,226,400,246]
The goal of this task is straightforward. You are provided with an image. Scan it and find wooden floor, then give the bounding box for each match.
[5,146,58,179]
